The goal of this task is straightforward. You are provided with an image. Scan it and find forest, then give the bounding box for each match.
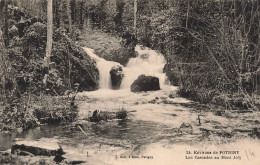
[0,0,260,164]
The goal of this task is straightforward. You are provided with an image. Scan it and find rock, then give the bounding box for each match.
[148,99,157,104]
[0,151,55,165]
[178,122,193,134]
[214,128,233,138]
[110,65,124,89]
[168,91,176,98]
[130,75,160,92]
[11,138,65,157]
[214,110,224,116]
[251,128,260,139]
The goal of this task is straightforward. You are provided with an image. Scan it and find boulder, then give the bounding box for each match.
[130,75,160,92]
[110,65,124,89]
[11,138,65,157]
[178,122,193,134]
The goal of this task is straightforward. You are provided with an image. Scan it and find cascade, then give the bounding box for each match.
[83,45,167,90]
[83,47,120,89]
[121,45,167,89]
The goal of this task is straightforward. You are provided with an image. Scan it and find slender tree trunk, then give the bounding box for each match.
[87,2,91,28]
[46,0,53,64]
[4,0,8,47]
[186,0,190,28]
[54,0,60,28]
[0,0,4,14]
[44,0,53,87]
[66,0,72,33]
[114,0,124,33]
[79,0,84,28]
[71,0,76,25]
[134,0,137,37]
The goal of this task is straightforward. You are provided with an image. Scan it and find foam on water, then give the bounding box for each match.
[121,45,167,89]
[83,45,167,90]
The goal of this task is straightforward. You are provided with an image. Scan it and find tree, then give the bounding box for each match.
[3,0,8,47]
[53,0,61,28]
[66,0,72,32]
[134,0,137,37]
[114,0,124,33]
[43,0,53,87]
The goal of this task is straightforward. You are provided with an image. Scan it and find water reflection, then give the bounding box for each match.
[0,119,170,152]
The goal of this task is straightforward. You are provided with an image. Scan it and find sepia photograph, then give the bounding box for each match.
[0,0,259,164]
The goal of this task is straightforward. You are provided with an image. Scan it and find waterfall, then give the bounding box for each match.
[83,45,167,90]
[83,47,120,89]
[121,45,167,89]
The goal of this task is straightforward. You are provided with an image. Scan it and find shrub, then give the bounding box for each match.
[116,108,128,120]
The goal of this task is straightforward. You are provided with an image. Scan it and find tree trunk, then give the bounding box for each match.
[66,0,72,33]
[4,0,9,47]
[134,0,137,37]
[87,1,91,28]
[71,0,76,25]
[114,0,124,33]
[3,0,8,47]
[54,0,60,28]
[79,0,84,28]
[44,0,53,87]
[186,0,190,28]
[0,0,4,14]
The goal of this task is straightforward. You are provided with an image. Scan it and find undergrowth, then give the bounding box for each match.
[0,93,77,131]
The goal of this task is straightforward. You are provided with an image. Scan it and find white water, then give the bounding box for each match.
[121,45,167,89]
[83,45,167,90]
[83,47,121,89]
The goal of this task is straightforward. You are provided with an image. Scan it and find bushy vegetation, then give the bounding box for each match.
[1,95,77,131]
[115,108,128,120]
[136,0,260,109]
[0,4,99,131]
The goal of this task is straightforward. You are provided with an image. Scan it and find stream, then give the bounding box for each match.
[0,46,260,165]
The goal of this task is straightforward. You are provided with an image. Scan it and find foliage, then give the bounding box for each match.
[0,4,100,131]
[0,93,77,131]
[136,0,260,108]
[1,5,99,96]
[52,28,99,92]
[116,107,128,120]
[1,98,39,131]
